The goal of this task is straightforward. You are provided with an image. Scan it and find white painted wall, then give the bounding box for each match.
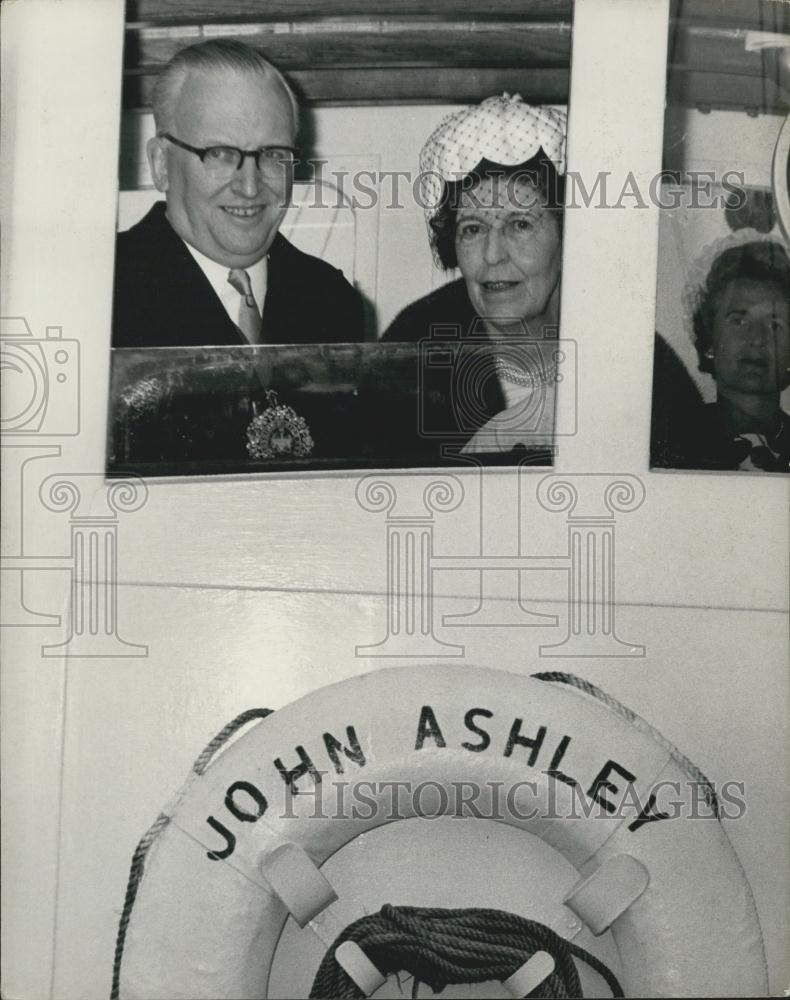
[2,2,788,999]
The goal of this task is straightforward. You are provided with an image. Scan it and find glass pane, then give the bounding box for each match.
[650,0,790,474]
[109,5,577,476]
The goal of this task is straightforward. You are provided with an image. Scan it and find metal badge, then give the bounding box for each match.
[246,389,314,460]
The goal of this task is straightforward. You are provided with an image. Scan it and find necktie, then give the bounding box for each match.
[227,268,262,345]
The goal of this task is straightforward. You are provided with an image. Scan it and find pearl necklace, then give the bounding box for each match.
[494,357,558,388]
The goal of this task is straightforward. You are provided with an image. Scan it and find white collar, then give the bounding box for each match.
[182,240,268,314]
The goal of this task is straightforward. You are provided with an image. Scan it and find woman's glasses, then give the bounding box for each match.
[456,216,542,246]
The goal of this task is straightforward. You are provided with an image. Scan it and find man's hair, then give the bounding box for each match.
[428,152,565,271]
[693,240,790,377]
[152,39,300,136]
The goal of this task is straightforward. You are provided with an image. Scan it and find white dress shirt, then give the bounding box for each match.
[182,241,268,331]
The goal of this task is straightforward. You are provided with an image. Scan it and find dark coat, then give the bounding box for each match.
[383,277,506,416]
[383,278,547,463]
[384,277,704,467]
[112,202,364,347]
[660,403,790,472]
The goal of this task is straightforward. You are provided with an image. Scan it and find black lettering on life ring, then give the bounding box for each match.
[323,727,366,774]
[274,746,322,794]
[415,705,447,750]
[504,720,546,766]
[628,791,671,832]
[204,781,268,862]
[461,708,493,752]
[588,760,637,814]
[205,816,236,862]
[225,781,268,823]
[545,735,579,788]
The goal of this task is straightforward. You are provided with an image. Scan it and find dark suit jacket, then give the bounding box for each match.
[112,202,364,347]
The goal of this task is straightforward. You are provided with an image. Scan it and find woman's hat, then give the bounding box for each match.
[419,93,567,215]
[682,228,787,343]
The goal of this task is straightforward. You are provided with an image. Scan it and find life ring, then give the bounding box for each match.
[773,111,790,244]
[115,665,767,999]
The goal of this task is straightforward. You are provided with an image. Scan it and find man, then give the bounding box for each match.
[112,40,364,347]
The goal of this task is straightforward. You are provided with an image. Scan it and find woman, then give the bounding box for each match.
[677,235,790,472]
[383,94,565,459]
[384,94,699,463]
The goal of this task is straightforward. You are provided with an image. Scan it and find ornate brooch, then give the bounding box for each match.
[246,390,314,460]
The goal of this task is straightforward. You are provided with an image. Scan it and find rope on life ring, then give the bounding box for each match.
[112,666,768,1000]
[309,904,624,999]
[110,708,274,1000]
[531,672,719,814]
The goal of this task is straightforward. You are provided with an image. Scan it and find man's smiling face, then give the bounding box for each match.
[148,67,296,268]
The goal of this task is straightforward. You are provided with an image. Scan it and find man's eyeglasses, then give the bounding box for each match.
[161,133,297,176]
